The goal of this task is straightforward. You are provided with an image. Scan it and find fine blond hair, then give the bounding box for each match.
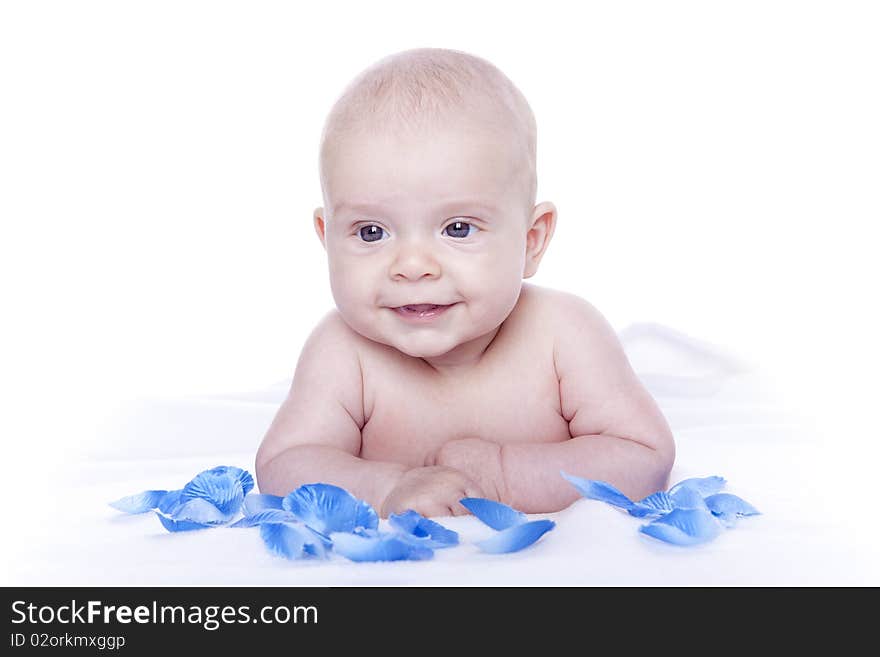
[319,48,538,209]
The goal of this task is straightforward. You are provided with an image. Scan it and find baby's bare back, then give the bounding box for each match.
[357,284,572,467]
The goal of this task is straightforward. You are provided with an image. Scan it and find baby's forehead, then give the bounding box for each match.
[326,132,524,207]
[329,116,525,174]
[331,108,525,154]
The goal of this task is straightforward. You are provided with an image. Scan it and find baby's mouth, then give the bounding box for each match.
[400,304,445,313]
[391,303,456,320]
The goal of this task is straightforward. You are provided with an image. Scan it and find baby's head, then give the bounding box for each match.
[314,48,556,369]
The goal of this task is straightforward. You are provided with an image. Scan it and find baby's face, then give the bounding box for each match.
[316,121,535,365]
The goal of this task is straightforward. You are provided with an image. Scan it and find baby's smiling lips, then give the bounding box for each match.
[388,302,458,321]
[398,303,446,312]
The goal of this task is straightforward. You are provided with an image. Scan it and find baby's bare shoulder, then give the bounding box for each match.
[289,308,368,423]
[312,307,361,343]
[517,283,607,334]
[257,309,366,465]
[309,308,388,365]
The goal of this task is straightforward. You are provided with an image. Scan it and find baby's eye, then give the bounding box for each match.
[358,225,387,243]
[443,220,479,239]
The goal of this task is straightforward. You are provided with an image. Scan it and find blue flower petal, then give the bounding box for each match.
[171,498,229,524]
[628,491,675,518]
[234,468,256,497]
[705,492,760,516]
[639,508,723,546]
[329,531,434,562]
[230,509,301,528]
[459,498,527,530]
[154,490,205,531]
[474,519,555,554]
[260,522,329,560]
[242,493,284,516]
[670,487,710,511]
[387,510,423,534]
[388,510,459,549]
[156,489,184,513]
[109,490,167,514]
[560,471,635,511]
[705,493,760,527]
[182,466,248,517]
[668,476,726,497]
[355,499,380,530]
[156,514,213,533]
[282,484,378,535]
[189,465,255,496]
[353,527,380,538]
[153,489,230,532]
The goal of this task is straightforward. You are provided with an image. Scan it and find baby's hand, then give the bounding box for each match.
[426,437,507,504]
[380,466,485,518]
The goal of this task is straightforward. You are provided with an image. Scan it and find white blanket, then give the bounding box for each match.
[6,323,876,585]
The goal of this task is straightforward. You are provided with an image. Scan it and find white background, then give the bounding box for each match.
[2,2,878,490]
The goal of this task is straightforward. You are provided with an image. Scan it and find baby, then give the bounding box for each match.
[256,48,674,518]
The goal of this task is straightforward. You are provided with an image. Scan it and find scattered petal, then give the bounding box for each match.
[109,490,167,514]
[182,466,247,517]
[282,484,378,535]
[242,493,284,516]
[156,489,185,512]
[639,508,722,546]
[474,519,555,554]
[560,472,635,511]
[459,498,527,530]
[156,514,212,533]
[353,527,380,538]
[329,531,434,562]
[668,476,726,497]
[260,521,329,560]
[156,490,227,532]
[628,491,675,518]
[188,465,255,496]
[388,510,459,548]
[170,498,228,524]
[154,490,227,532]
[234,468,256,497]
[705,493,760,527]
[230,509,301,528]
[669,487,710,511]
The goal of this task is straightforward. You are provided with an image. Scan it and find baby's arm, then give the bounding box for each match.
[433,296,675,514]
[255,311,484,517]
[256,312,408,513]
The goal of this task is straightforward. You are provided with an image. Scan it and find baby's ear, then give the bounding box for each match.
[523,202,558,278]
[313,207,327,248]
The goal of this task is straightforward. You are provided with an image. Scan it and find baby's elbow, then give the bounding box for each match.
[254,440,286,494]
[254,451,272,495]
[648,428,676,493]
[623,444,674,503]
[254,440,273,476]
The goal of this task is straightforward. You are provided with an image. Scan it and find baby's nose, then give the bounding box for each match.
[389,242,441,281]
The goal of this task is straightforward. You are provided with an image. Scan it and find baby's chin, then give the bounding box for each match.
[379,333,461,359]
[398,344,459,360]
[368,323,475,360]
